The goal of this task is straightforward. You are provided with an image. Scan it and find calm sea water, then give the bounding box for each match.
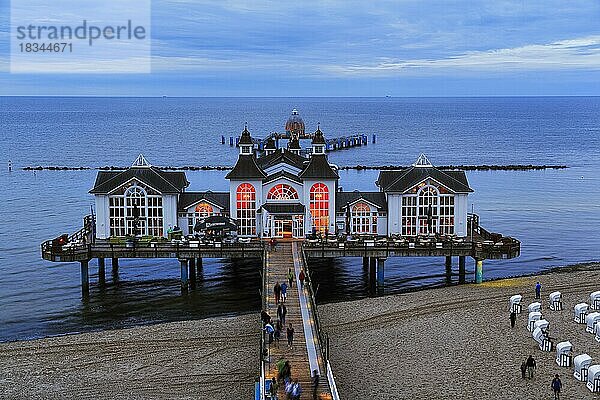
[1,97,599,342]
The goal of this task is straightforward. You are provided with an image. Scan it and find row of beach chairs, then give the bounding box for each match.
[509,290,600,392]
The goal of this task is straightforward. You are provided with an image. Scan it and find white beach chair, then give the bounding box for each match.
[527,302,541,313]
[555,341,573,367]
[534,319,549,333]
[509,295,522,314]
[591,291,600,310]
[532,327,552,351]
[587,365,600,393]
[586,312,600,334]
[527,311,542,332]
[574,303,589,324]
[574,354,592,381]
[549,291,562,311]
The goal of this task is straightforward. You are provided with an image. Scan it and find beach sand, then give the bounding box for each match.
[319,264,600,400]
[0,314,258,399]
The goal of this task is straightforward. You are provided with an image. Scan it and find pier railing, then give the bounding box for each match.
[300,247,341,400]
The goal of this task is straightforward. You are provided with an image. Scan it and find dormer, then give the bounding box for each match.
[239,124,254,155]
[311,123,326,156]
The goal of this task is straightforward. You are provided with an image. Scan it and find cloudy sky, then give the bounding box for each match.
[1,0,599,96]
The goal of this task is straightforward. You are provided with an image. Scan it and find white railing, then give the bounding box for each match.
[327,360,341,400]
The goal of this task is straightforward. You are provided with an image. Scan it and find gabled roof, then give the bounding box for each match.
[262,203,305,214]
[225,155,266,180]
[257,149,306,170]
[263,170,303,184]
[336,191,387,212]
[299,155,339,179]
[90,166,188,194]
[377,167,473,193]
[178,191,230,212]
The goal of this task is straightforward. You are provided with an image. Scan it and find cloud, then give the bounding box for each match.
[323,36,600,76]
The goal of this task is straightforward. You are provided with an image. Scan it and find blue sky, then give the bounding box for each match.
[1,0,600,96]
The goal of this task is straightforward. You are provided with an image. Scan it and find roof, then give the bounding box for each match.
[226,155,266,179]
[257,149,306,170]
[312,127,326,145]
[90,166,188,194]
[336,191,387,212]
[238,126,253,145]
[263,170,303,184]
[288,138,301,149]
[178,191,230,212]
[262,203,305,214]
[299,155,338,179]
[377,167,473,193]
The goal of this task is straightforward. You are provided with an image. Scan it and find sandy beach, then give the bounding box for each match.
[319,264,600,400]
[2,265,600,399]
[0,314,258,399]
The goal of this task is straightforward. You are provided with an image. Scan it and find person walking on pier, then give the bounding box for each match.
[274,282,282,304]
[535,281,542,299]
[510,311,517,328]
[520,360,527,379]
[288,268,294,288]
[312,369,320,399]
[270,376,279,400]
[526,355,536,379]
[281,282,288,302]
[287,323,294,349]
[264,321,275,344]
[299,270,305,289]
[551,374,562,400]
[291,379,302,400]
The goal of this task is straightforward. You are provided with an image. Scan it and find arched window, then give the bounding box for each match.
[195,202,214,217]
[267,184,299,200]
[236,183,256,236]
[418,186,438,235]
[309,183,329,233]
[351,202,377,234]
[108,182,163,237]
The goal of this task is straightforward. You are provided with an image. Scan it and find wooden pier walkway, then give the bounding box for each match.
[261,242,333,399]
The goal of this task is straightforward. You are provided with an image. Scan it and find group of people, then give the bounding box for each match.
[512,282,562,400]
[269,361,303,400]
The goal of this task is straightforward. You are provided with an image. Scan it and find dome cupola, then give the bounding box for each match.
[285,108,305,139]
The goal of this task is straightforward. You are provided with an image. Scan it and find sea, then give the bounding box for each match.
[0,96,599,342]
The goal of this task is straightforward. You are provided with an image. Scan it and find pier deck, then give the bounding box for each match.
[260,242,333,399]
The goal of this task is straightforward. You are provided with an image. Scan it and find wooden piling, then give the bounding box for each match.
[80,260,90,295]
[458,256,466,284]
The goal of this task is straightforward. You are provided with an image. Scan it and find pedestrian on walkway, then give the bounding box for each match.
[264,321,275,344]
[281,282,288,302]
[277,304,284,322]
[291,379,302,400]
[535,281,542,299]
[520,360,527,379]
[261,310,271,326]
[299,270,305,289]
[274,282,282,304]
[270,376,279,400]
[274,323,281,347]
[526,355,536,379]
[510,311,516,328]
[288,268,294,288]
[312,369,320,400]
[281,304,287,325]
[551,374,562,400]
[287,323,294,349]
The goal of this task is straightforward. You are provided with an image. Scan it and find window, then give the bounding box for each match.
[236,183,256,235]
[401,196,417,236]
[351,202,377,234]
[439,195,455,235]
[309,183,329,233]
[187,202,214,233]
[418,187,438,235]
[267,184,299,200]
[108,182,163,237]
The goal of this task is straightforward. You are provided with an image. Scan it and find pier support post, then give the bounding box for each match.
[98,258,106,285]
[458,256,466,284]
[188,258,196,289]
[196,258,203,281]
[111,258,119,273]
[376,258,386,286]
[180,259,189,292]
[445,256,452,284]
[363,257,369,270]
[475,259,483,284]
[80,260,90,295]
[369,258,377,290]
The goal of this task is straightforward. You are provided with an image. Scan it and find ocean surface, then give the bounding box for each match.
[1,96,599,342]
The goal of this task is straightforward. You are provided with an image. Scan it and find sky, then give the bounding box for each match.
[1,0,600,96]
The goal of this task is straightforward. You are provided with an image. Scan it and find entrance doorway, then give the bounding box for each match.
[270,214,304,238]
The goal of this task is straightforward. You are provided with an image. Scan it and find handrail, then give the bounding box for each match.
[258,246,268,400]
[300,247,340,399]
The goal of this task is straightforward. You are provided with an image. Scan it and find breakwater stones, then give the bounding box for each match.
[21,164,568,172]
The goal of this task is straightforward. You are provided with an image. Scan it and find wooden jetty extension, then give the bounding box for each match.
[257,242,339,399]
